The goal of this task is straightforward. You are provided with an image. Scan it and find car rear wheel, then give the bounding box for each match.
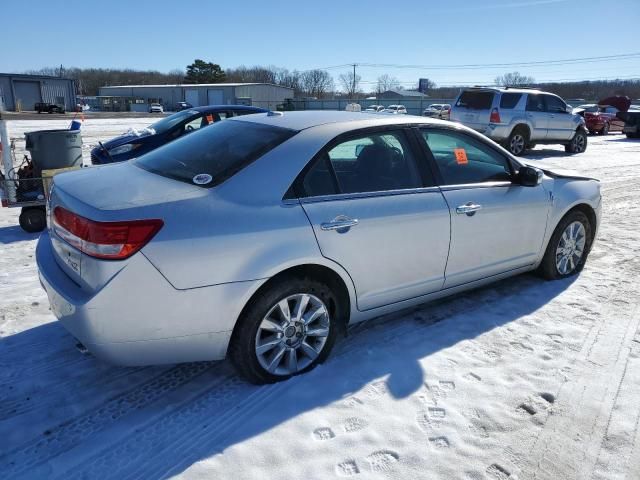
[601,122,609,135]
[506,127,528,156]
[565,130,587,154]
[538,210,592,280]
[229,277,339,384]
[19,207,46,233]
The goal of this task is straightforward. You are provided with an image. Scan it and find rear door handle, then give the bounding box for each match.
[456,203,482,216]
[321,216,359,231]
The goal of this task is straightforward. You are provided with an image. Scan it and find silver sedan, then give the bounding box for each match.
[37,111,601,384]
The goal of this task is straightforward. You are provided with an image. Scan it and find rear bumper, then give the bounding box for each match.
[36,232,263,366]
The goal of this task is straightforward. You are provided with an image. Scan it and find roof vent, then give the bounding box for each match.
[267,111,284,117]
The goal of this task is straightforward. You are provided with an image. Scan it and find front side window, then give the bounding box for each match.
[136,120,295,187]
[421,129,512,185]
[544,95,566,113]
[300,130,423,197]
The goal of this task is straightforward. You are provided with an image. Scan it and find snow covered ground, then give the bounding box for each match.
[1,118,639,480]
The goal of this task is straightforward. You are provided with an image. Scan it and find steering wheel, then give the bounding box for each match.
[186,124,195,132]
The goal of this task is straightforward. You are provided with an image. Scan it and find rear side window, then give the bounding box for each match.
[500,93,522,109]
[300,130,423,197]
[455,91,495,110]
[135,120,295,187]
[526,94,545,112]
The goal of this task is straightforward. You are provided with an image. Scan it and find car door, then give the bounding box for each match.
[544,94,573,140]
[419,127,551,288]
[525,94,549,141]
[297,128,451,311]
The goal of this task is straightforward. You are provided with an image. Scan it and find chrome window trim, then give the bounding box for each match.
[439,181,514,192]
[297,186,442,204]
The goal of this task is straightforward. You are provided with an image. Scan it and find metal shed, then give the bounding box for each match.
[0,73,77,112]
[98,83,294,111]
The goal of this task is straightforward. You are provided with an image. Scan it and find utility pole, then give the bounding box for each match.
[352,63,357,99]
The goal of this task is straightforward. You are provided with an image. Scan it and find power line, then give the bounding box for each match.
[313,52,640,72]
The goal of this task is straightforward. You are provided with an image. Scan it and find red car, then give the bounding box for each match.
[576,96,631,135]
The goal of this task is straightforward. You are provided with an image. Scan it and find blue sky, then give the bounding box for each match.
[1,0,639,89]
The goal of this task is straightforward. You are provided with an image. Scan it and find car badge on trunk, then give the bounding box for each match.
[192,173,213,185]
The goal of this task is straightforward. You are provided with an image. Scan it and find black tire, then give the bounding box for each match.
[601,122,609,135]
[19,207,46,233]
[627,132,640,139]
[229,276,341,384]
[538,210,593,280]
[565,130,587,154]
[506,127,528,156]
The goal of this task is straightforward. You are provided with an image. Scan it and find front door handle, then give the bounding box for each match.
[456,203,482,216]
[321,215,359,231]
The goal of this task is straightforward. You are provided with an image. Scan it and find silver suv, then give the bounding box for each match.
[450,87,587,156]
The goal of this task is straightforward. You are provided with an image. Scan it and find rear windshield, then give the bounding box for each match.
[148,110,199,134]
[455,91,495,110]
[499,93,522,109]
[135,120,296,187]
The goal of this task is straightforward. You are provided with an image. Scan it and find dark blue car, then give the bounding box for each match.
[90,105,267,164]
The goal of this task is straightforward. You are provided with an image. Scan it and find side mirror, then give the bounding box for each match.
[518,165,543,187]
[565,105,573,114]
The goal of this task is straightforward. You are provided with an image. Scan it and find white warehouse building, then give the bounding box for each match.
[98,83,294,111]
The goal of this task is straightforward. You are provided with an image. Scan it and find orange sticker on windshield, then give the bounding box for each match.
[454,148,468,165]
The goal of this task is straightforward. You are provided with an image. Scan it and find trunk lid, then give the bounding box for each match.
[47,162,208,290]
[597,96,631,112]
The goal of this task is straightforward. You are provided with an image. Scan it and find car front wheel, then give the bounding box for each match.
[538,210,593,280]
[565,130,587,154]
[229,277,339,384]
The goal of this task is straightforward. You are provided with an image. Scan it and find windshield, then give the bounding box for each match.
[135,120,296,187]
[148,109,200,134]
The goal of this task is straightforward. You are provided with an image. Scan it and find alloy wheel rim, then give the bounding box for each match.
[555,221,586,275]
[511,134,525,154]
[255,293,330,376]
[574,134,586,152]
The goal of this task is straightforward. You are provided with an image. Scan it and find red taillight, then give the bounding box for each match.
[53,206,163,260]
[490,108,501,123]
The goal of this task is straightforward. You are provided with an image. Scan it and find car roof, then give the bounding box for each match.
[462,87,548,95]
[192,105,267,113]
[229,110,443,131]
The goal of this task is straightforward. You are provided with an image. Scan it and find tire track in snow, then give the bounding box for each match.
[58,271,551,479]
[0,362,213,478]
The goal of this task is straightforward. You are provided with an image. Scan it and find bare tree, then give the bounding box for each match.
[300,69,334,98]
[339,70,362,98]
[494,71,535,87]
[376,74,400,94]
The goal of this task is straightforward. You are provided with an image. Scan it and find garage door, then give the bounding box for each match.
[14,81,42,111]
[207,89,224,106]
[185,89,199,107]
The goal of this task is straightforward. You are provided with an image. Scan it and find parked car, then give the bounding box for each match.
[618,108,640,138]
[450,87,587,156]
[345,103,361,112]
[35,102,65,114]
[149,103,164,113]
[91,105,267,164]
[175,101,194,111]
[573,96,630,135]
[38,111,601,384]
[423,103,451,120]
[382,105,407,114]
[365,105,385,112]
